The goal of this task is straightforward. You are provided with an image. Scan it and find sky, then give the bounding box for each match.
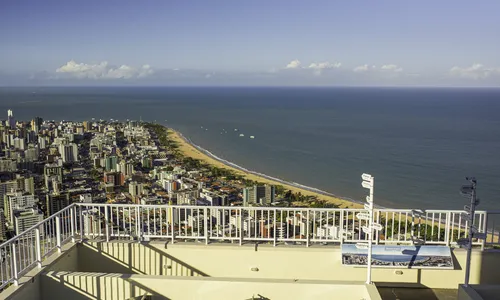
[1,0,500,86]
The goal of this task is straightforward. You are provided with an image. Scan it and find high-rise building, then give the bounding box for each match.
[141,156,152,169]
[163,180,180,193]
[0,209,6,241]
[3,192,37,224]
[0,158,17,172]
[14,208,44,236]
[83,121,92,132]
[13,137,26,150]
[31,117,43,132]
[44,163,63,190]
[129,181,144,198]
[59,143,78,163]
[243,185,275,206]
[265,185,276,205]
[103,172,125,186]
[15,176,35,195]
[105,155,118,172]
[0,180,19,204]
[7,109,15,129]
[117,161,134,178]
[38,136,47,149]
[45,193,71,216]
[24,146,39,162]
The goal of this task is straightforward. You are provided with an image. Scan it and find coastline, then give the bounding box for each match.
[167,128,363,209]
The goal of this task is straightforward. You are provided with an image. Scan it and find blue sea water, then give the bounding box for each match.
[0,86,499,210]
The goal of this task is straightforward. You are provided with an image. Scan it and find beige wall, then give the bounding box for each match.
[77,242,500,289]
[4,278,40,300]
[41,271,375,300]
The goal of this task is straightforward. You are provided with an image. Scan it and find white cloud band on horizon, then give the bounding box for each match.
[56,60,154,79]
[19,59,499,86]
[381,64,403,72]
[449,63,500,79]
[353,64,375,72]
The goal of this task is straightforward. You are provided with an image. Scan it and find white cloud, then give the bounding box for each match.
[307,61,342,75]
[56,60,154,79]
[353,64,375,72]
[307,62,342,70]
[381,64,403,72]
[285,59,301,69]
[353,64,402,74]
[449,63,500,79]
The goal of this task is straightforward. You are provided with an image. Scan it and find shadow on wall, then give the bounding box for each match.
[479,250,500,285]
[41,271,171,300]
[78,242,208,277]
[375,248,466,300]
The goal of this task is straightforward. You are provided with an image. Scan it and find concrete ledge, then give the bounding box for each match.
[43,271,380,300]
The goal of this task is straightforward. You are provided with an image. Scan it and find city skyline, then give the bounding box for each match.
[1,1,500,86]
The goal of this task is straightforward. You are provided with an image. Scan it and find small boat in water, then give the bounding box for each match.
[250,136,255,139]
[239,133,244,137]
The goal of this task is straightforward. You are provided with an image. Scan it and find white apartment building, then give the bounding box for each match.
[14,208,44,235]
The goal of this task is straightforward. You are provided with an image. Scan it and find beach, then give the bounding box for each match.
[168,128,362,209]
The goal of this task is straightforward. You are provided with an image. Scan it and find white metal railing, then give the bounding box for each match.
[0,205,76,290]
[0,203,498,291]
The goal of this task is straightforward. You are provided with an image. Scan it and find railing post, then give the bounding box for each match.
[56,216,62,253]
[70,206,76,243]
[171,206,175,244]
[239,208,244,246]
[273,209,277,247]
[340,209,345,243]
[445,212,451,247]
[36,227,42,268]
[80,207,84,242]
[11,243,19,286]
[204,207,209,245]
[481,212,488,251]
[105,206,110,242]
[306,210,310,247]
[136,206,141,243]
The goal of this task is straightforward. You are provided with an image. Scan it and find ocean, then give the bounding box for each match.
[1,86,499,210]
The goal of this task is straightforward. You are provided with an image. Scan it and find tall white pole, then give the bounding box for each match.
[361,173,379,285]
[367,178,374,284]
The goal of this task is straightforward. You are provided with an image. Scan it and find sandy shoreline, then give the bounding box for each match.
[167,128,362,209]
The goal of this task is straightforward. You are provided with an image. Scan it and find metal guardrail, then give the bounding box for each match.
[0,205,76,290]
[0,203,498,291]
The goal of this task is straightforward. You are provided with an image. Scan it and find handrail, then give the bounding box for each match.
[0,204,77,248]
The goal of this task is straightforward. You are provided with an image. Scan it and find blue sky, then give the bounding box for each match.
[1,0,500,86]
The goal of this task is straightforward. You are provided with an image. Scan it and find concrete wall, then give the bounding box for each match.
[41,271,375,300]
[7,241,500,299]
[75,242,500,289]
